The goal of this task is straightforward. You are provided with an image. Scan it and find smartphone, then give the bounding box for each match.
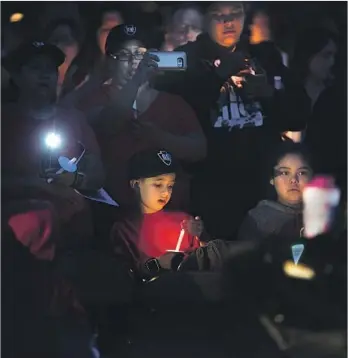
[245,73,268,87]
[149,51,187,71]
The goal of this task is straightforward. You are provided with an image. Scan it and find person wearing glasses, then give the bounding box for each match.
[78,24,206,212]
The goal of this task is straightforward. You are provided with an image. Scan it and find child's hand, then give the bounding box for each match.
[183,216,204,237]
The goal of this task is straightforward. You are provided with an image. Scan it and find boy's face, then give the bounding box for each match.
[134,173,176,214]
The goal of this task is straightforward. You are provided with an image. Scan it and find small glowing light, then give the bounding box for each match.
[10,13,24,23]
[283,261,316,280]
[45,132,62,149]
[291,244,304,265]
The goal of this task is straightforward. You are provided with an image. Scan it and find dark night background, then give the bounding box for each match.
[2,2,347,40]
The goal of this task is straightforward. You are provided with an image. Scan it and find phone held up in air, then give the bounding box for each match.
[148,51,187,71]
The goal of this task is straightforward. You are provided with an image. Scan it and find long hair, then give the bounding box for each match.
[60,9,122,95]
[268,142,313,180]
[265,142,313,200]
[43,18,84,47]
[290,27,338,83]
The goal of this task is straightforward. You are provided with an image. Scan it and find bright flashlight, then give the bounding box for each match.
[10,13,24,23]
[45,132,62,150]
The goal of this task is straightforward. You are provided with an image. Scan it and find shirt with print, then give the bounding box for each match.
[212,79,264,131]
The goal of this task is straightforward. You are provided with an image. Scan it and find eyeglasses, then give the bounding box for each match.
[109,51,144,62]
[211,12,244,23]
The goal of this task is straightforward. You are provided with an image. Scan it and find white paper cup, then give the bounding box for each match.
[303,178,340,238]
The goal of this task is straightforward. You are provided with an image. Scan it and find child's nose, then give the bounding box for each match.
[290,175,299,183]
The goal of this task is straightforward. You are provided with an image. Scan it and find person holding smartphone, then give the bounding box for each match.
[77,24,207,211]
[2,41,104,243]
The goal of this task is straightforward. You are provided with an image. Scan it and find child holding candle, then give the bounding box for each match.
[110,149,207,277]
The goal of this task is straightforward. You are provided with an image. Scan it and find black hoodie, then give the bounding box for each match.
[238,200,303,242]
[155,33,307,155]
[154,34,307,238]
[155,33,309,181]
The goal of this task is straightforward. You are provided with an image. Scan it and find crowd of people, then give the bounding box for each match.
[2,2,347,358]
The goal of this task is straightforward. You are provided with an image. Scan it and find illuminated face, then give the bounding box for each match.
[97,11,124,54]
[207,3,245,48]
[170,8,203,47]
[16,54,58,99]
[249,11,271,45]
[308,39,337,81]
[272,154,313,206]
[109,40,146,85]
[133,173,176,214]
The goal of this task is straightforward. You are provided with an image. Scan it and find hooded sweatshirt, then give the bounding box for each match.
[238,200,303,242]
[155,33,306,160]
[154,33,307,238]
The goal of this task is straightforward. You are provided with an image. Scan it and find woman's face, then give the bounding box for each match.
[97,11,124,54]
[308,39,337,81]
[169,8,203,47]
[249,11,271,45]
[108,40,146,84]
[272,153,312,206]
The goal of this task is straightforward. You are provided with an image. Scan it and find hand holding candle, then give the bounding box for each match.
[184,216,204,238]
[167,217,205,254]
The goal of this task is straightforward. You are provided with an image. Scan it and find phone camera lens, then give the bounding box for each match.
[177,58,183,68]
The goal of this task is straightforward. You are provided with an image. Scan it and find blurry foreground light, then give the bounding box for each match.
[283,260,316,281]
[45,132,62,150]
[10,13,24,23]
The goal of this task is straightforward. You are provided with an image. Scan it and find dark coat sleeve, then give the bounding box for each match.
[249,42,310,132]
[237,213,264,242]
[110,218,153,278]
[153,42,228,134]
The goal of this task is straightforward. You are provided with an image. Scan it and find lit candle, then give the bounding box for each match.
[175,229,185,252]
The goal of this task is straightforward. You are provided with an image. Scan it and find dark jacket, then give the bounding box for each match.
[238,200,303,242]
[155,33,307,138]
[154,34,308,238]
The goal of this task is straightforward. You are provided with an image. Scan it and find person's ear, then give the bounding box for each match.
[130,180,140,189]
[270,178,274,186]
